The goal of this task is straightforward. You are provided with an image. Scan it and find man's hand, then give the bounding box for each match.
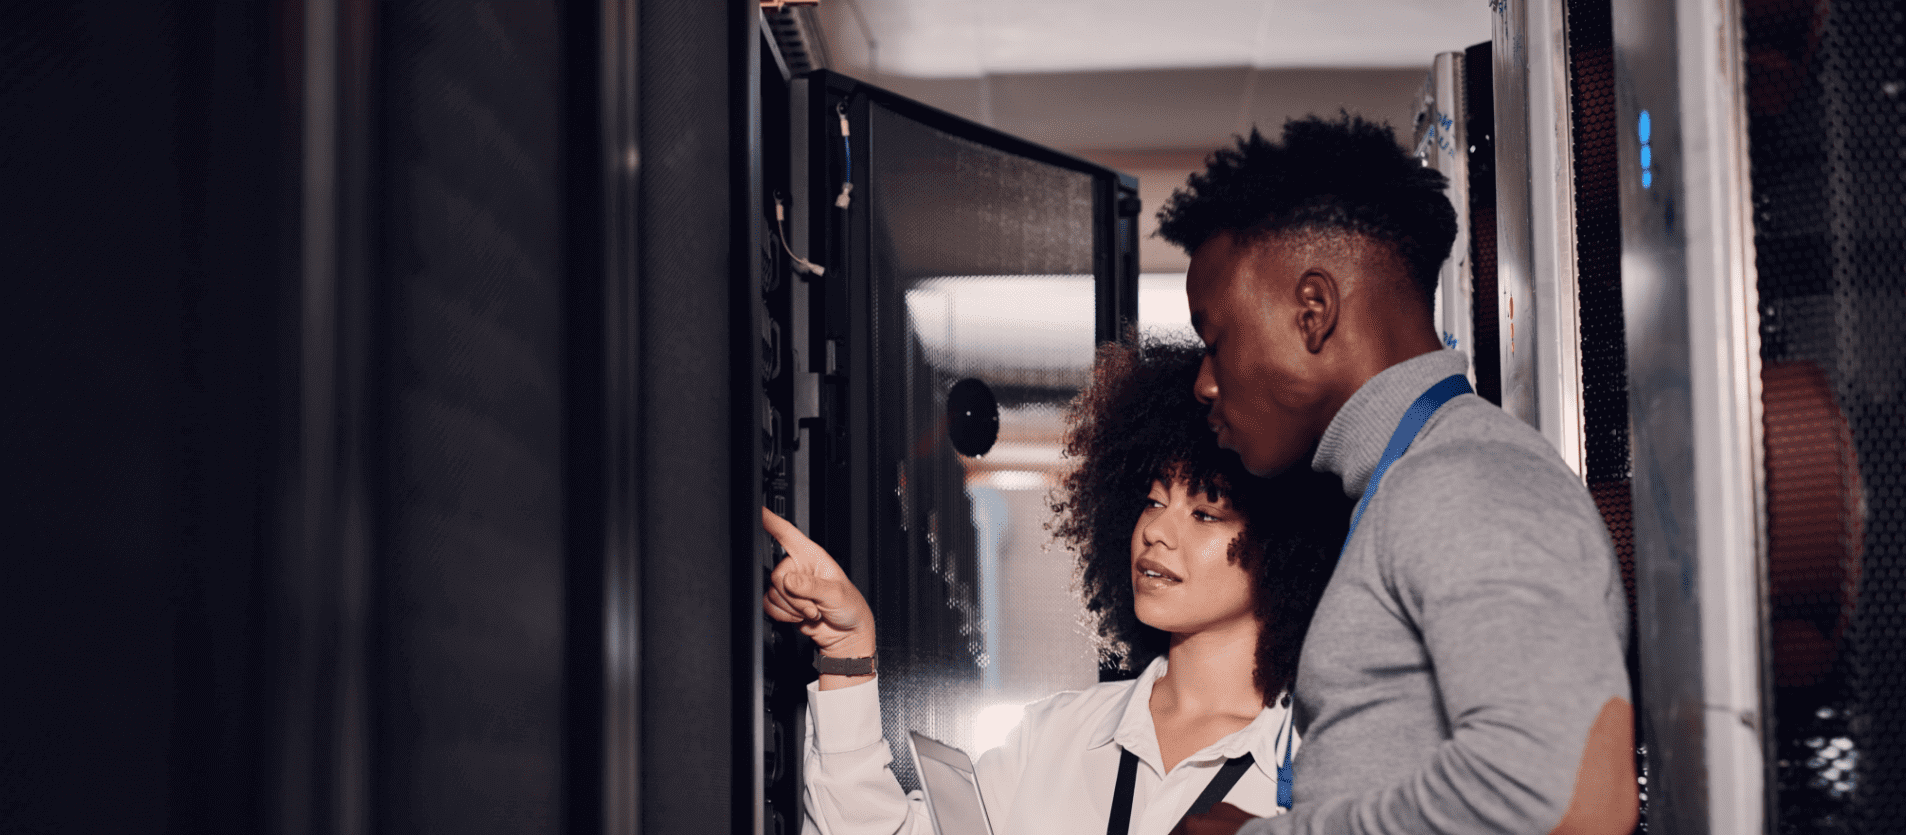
[761,508,878,689]
[1169,802,1255,835]
[1549,697,1639,835]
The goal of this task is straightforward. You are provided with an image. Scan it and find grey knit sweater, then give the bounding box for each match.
[1243,349,1631,835]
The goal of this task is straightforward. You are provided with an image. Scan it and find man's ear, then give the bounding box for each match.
[1294,269,1339,354]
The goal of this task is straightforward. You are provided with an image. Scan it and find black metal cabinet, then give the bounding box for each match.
[761,68,1138,802]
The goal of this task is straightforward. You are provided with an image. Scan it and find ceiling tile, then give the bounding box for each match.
[831,0,1489,76]
[1252,0,1489,66]
[985,67,1253,151]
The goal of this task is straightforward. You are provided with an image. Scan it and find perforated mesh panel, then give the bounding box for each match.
[1745,0,1906,830]
[863,103,1103,790]
[1566,1,1642,828]
[1568,0,1632,488]
[1464,42,1502,408]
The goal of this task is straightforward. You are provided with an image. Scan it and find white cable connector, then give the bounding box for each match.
[834,182,854,209]
[774,198,825,277]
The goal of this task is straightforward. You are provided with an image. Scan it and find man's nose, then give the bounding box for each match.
[1193,355,1218,405]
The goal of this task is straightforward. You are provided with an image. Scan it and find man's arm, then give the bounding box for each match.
[1176,707,1635,835]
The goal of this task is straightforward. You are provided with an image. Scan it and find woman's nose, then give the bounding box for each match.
[1141,508,1176,547]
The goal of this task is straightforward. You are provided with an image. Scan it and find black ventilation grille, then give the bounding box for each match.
[1565,0,1643,829]
[1744,0,1906,830]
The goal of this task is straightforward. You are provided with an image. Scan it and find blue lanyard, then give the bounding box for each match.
[1275,707,1294,809]
[1340,374,1473,558]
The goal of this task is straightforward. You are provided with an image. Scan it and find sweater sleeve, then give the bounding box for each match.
[1248,446,1632,835]
[802,677,1026,835]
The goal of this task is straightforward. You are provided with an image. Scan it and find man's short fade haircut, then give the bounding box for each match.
[1156,113,1459,303]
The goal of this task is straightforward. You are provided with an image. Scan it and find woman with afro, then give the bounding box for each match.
[762,337,1351,835]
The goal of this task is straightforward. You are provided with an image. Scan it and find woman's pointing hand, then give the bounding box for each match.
[762,507,877,684]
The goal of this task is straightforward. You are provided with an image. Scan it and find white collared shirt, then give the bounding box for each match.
[803,656,1294,835]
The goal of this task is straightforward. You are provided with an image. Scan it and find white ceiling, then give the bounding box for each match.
[805,0,1487,272]
[827,0,1492,77]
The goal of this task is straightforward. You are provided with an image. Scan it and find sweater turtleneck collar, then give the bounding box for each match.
[1310,349,1471,498]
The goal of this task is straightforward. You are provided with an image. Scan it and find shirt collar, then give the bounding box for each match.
[1312,349,1471,498]
[1234,695,1293,769]
[1088,656,1296,775]
[1088,655,1168,754]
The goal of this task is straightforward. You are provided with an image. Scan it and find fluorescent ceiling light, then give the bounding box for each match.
[903,274,1202,376]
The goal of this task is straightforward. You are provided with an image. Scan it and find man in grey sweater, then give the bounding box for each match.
[1160,116,1639,835]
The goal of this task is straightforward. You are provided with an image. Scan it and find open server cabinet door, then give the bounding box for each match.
[765,69,1139,815]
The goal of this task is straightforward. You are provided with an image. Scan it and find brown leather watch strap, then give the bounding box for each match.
[812,649,877,676]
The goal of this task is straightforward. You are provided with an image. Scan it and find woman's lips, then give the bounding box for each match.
[1134,558,1182,592]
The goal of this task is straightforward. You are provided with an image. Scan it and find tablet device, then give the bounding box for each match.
[907,730,997,835]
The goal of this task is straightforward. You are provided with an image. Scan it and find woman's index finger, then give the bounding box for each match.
[760,507,833,572]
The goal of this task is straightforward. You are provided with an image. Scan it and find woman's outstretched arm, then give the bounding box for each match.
[763,508,933,835]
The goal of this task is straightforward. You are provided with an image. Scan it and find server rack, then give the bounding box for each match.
[1410,45,1497,400]
[764,68,1139,807]
[1613,0,1906,831]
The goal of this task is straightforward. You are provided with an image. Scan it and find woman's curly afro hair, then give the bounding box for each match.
[1049,336,1352,705]
[1155,113,1458,305]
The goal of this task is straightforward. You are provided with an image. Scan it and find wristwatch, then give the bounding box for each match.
[813,649,877,676]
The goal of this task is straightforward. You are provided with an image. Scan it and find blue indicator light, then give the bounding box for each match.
[1638,110,1655,190]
